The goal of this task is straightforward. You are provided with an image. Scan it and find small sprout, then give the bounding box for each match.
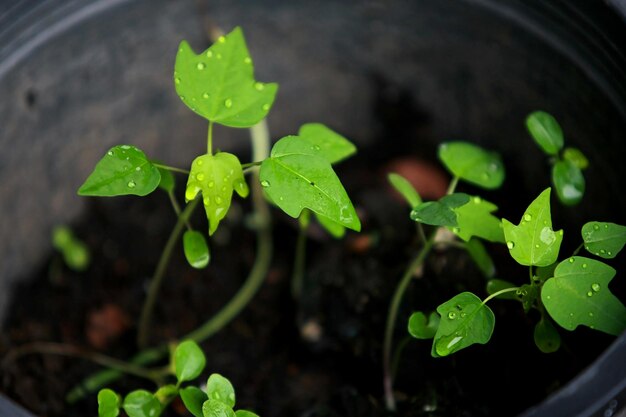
[206,373,236,408]
[526,111,564,155]
[388,172,422,207]
[174,340,207,383]
[52,226,90,271]
[438,141,505,189]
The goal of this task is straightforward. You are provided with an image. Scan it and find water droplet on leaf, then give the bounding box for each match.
[261,180,270,188]
[175,77,181,84]
[587,291,593,297]
[215,196,223,205]
[569,257,575,263]
[202,92,209,99]
[196,173,205,181]
[224,98,233,108]
[254,82,265,91]
[218,36,226,43]
[127,180,136,188]
[196,62,206,70]
[447,311,456,320]
[107,150,114,156]
[506,241,515,249]
[262,103,270,111]
[524,214,532,222]
[244,57,251,64]
[591,283,600,292]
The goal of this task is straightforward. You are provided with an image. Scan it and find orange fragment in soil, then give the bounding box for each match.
[86,303,131,349]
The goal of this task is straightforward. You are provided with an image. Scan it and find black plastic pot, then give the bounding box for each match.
[1,1,625,416]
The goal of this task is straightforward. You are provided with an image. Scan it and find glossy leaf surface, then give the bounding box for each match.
[206,374,236,408]
[410,193,470,227]
[98,389,120,417]
[502,188,563,266]
[260,136,360,231]
[552,160,585,206]
[202,399,236,417]
[438,142,504,189]
[431,292,495,357]
[180,387,207,417]
[526,111,563,155]
[174,27,277,127]
[542,257,626,335]
[122,390,162,417]
[452,196,504,243]
[388,173,422,207]
[582,221,626,259]
[298,123,356,164]
[408,311,440,339]
[183,230,210,269]
[174,340,206,383]
[78,145,161,197]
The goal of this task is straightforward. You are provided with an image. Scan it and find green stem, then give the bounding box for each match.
[137,197,201,348]
[572,242,584,256]
[291,218,309,300]
[207,121,214,155]
[383,232,436,411]
[446,176,459,195]
[482,287,520,305]
[529,266,534,284]
[152,163,190,175]
[390,336,411,380]
[241,161,263,169]
[168,191,192,231]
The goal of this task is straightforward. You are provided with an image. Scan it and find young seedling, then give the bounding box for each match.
[51,225,91,272]
[383,114,626,411]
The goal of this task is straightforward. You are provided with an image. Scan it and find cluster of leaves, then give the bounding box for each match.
[390,113,626,357]
[97,340,258,417]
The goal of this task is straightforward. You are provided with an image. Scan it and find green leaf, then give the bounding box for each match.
[465,239,495,278]
[52,226,90,271]
[486,279,518,300]
[154,385,178,404]
[582,221,626,259]
[202,399,236,417]
[206,374,236,408]
[431,292,495,357]
[516,283,540,313]
[98,389,120,417]
[408,311,440,339]
[122,390,162,417]
[174,27,278,128]
[157,166,175,193]
[526,111,564,155]
[259,135,360,231]
[438,142,505,189]
[181,386,207,417]
[552,160,585,206]
[563,147,589,170]
[502,188,563,266]
[536,263,557,284]
[235,411,259,417]
[410,193,470,227]
[542,256,626,335]
[78,145,161,197]
[183,230,210,269]
[174,340,206,383]
[186,152,248,235]
[298,123,356,164]
[315,212,346,238]
[451,196,504,243]
[534,318,561,353]
[388,173,422,207]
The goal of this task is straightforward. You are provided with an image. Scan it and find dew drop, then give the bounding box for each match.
[506,241,515,249]
[179,95,185,101]
[203,196,210,205]
[196,173,205,181]
[472,196,481,204]
[175,77,181,84]
[206,50,213,58]
[582,263,588,269]
[261,180,270,188]
[127,180,136,188]
[215,196,223,205]
[587,291,593,297]
[244,57,252,64]
[224,98,233,108]
[447,311,457,320]
[218,36,226,43]
[197,160,204,166]
[489,162,499,171]
[600,249,606,254]
[216,53,222,59]
[605,224,609,229]
[135,167,141,171]
[607,251,612,256]
[569,257,575,263]
[524,214,532,222]
[546,295,551,300]
[202,92,210,99]
[481,172,490,180]
[589,312,594,317]
[569,313,574,317]
[196,62,206,70]
[535,244,540,249]
[279,196,284,201]
[254,82,265,91]
[107,150,114,156]
[591,283,600,292]
[460,312,467,318]
[208,181,214,188]
[262,103,270,111]
[452,227,460,234]
[593,224,600,230]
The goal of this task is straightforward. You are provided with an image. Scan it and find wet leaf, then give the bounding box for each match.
[438,142,505,189]
[563,147,588,170]
[534,318,561,353]
[260,135,360,231]
[526,111,563,155]
[180,386,207,417]
[388,173,422,207]
[98,388,120,417]
[186,152,248,235]
[582,221,626,259]
[408,311,440,339]
[465,239,495,278]
[78,145,161,197]
[122,390,162,417]
[431,292,495,357]
[174,340,206,383]
[202,399,236,417]
[298,123,356,164]
[183,230,210,269]
[552,159,585,206]
[452,196,504,243]
[502,188,563,266]
[174,27,277,127]
[206,374,236,408]
[410,193,470,227]
[542,257,626,335]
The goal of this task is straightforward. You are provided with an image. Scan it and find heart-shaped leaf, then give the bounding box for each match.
[174,340,206,383]
[534,318,561,353]
[298,123,356,164]
[186,152,248,235]
[260,136,360,231]
[180,387,207,417]
[122,390,162,417]
[502,188,563,266]
[388,173,422,207]
[451,196,504,243]
[526,111,564,155]
[438,142,505,189]
[206,374,236,408]
[202,399,236,417]
[183,230,210,269]
[552,159,585,206]
[78,145,161,197]
[582,221,626,259]
[410,193,470,227]
[431,292,495,357]
[542,257,626,335]
[408,311,440,339]
[98,389,120,417]
[174,27,278,127]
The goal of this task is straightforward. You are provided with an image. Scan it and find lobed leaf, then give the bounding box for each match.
[388,173,422,207]
[174,27,278,128]
[298,123,356,164]
[410,193,470,227]
[552,159,585,206]
[259,136,360,231]
[78,145,161,197]
[180,386,207,417]
[174,340,207,383]
[431,292,495,357]
[534,318,561,353]
[183,230,210,269]
[186,152,249,235]
[451,195,504,243]
[438,142,505,189]
[408,311,440,339]
[502,188,563,266]
[582,221,626,259]
[122,390,162,417]
[98,389,120,417]
[542,257,626,335]
[206,374,236,408]
[526,111,564,155]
